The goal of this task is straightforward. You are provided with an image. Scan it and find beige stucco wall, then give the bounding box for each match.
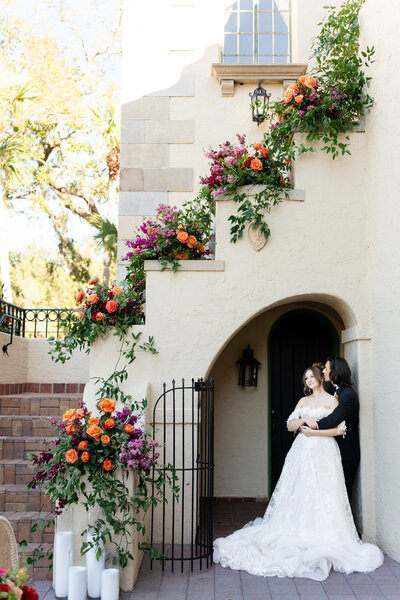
[0,332,89,384]
[110,0,400,570]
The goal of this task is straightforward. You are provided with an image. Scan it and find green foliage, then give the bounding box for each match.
[267,0,374,159]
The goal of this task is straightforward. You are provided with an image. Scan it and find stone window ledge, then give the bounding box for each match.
[211,63,308,96]
[144,260,225,272]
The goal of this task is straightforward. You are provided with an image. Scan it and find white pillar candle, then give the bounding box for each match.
[86,530,105,598]
[54,531,73,598]
[68,566,87,600]
[101,569,119,600]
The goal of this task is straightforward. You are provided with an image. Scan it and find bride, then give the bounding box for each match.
[213,365,383,581]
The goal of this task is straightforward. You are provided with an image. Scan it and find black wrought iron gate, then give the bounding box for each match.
[150,379,214,571]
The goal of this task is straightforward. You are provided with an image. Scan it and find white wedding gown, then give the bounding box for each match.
[213,406,383,580]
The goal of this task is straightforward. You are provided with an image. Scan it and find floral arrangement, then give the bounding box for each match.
[0,567,38,600]
[49,276,145,363]
[28,396,177,567]
[123,203,213,273]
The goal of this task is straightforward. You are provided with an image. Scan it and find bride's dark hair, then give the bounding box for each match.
[302,365,324,395]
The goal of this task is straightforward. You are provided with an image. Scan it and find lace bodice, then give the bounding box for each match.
[287,405,346,435]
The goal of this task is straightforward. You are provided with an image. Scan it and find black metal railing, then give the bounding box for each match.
[150,378,214,572]
[0,301,72,339]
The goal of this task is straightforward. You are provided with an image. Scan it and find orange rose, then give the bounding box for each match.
[294,94,304,104]
[304,76,317,88]
[105,300,118,313]
[283,88,294,101]
[88,277,99,285]
[94,312,104,322]
[65,449,78,464]
[81,451,90,463]
[177,224,186,230]
[86,424,103,439]
[177,230,189,243]
[297,75,307,83]
[111,285,123,295]
[276,114,282,122]
[101,435,110,444]
[103,418,115,430]
[198,244,205,254]
[76,291,85,304]
[253,142,262,150]
[77,311,84,320]
[251,158,263,172]
[187,236,198,248]
[63,409,76,422]
[99,398,116,413]
[124,424,134,434]
[88,417,99,426]
[288,83,299,93]
[76,409,84,417]
[180,252,189,260]
[78,440,89,450]
[88,294,99,304]
[66,424,76,435]
[260,148,268,158]
[102,459,113,471]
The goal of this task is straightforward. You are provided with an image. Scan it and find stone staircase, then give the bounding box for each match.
[0,384,85,579]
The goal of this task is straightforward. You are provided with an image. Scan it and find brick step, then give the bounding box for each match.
[0,393,81,416]
[0,484,52,512]
[0,436,56,460]
[0,459,40,485]
[3,511,54,544]
[20,542,53,580]
[0,415,55,437]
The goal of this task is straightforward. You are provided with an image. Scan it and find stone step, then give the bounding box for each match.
[0,392,81,416]
[0,436,56,460]
[0,459,40,485]
[0,415,55,437]
[3,511,54,544]
[21,542,53,580]
[0,484,53,512]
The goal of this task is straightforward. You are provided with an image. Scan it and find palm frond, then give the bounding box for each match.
[89,214,118,259]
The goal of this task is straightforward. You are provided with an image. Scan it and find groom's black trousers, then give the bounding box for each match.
[343,460,359,502]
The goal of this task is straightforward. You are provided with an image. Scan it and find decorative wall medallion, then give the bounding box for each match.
[248,222,267,251]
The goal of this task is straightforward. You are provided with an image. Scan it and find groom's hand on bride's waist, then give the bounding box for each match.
[303,417,318,429]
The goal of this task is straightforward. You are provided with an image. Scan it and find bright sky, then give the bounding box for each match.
[1,0,121,253]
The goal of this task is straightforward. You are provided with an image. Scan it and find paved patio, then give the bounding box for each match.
[34,501,400,600]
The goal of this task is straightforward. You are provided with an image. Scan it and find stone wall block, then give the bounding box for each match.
[119,192,167,216]
[144,120,194,144]
[122,97,169,120]
[120,169,144,192]
[120,144,168,168]
[121,120,145,143]
[143,168,193,192]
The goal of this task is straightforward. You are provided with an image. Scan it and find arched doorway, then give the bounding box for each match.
[268,309,340,493]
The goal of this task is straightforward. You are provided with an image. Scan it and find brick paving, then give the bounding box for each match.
[33,501,400,600]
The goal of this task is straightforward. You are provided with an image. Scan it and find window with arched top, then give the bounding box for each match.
[223,0,290,64]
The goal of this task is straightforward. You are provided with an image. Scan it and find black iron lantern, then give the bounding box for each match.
[236,345,261,387]
[249,80,271,126]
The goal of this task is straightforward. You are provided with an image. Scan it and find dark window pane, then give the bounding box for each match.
[224,11,237,33]
[274,33,288,54]
[259,0,272,9]
[239,11,253,32]
[240,0,253,9]
[259,11,272,32]
[224,34,237,55]
[239,32,253,54]
[258,33,273,54]
[274,10,288,32]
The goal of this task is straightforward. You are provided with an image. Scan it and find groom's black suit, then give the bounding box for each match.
[317,384,360,501]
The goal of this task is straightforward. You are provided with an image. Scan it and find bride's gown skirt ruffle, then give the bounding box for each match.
[213,408,383,580]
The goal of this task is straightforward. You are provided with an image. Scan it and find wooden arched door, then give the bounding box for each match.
[268,309,339,493]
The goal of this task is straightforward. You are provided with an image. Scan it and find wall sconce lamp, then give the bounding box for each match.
[249,80,271,125]
[236,345,261,387]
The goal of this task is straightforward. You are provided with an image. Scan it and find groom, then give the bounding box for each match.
[317,357,360,502]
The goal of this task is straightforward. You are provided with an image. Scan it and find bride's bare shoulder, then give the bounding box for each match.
[325,394,339,409]
[296,396,309,409]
